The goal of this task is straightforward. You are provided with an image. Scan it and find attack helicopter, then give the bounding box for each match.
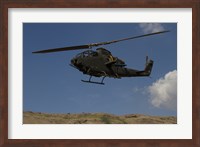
[33,30,169,85]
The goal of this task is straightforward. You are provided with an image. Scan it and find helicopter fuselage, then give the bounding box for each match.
[70,48,153,79]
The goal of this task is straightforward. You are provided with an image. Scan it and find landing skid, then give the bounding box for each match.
[81,80,105,85]
[81,76,106,85]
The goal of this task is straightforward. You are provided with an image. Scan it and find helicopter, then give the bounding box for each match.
[32,30,169,85]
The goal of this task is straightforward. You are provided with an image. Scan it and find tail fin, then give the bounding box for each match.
[136,57,154,76]
[144,58,154,76]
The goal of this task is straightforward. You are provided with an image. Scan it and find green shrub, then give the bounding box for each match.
[100,115,111,124]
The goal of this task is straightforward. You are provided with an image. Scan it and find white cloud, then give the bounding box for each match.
[132,86,147,95]
[139,23,165,33]
[148,70,177,110]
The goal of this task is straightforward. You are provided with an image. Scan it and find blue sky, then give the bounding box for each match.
[23,23,177,116]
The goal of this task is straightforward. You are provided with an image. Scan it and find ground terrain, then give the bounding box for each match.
[23,111,177,124]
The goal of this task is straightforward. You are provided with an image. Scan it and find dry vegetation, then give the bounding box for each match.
[23,111,177,124]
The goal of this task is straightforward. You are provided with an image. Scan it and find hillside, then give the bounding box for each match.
[23,111,176,124]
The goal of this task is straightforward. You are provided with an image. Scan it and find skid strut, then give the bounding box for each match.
[81,76,106,85]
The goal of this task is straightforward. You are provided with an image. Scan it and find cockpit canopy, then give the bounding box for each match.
[75,50,98,58]
[75,48,113,58]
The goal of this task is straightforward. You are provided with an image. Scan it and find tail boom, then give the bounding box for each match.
[114,59,154,77]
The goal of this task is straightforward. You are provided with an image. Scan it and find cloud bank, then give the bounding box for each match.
[148,70,177,110]
[139,23,165,33]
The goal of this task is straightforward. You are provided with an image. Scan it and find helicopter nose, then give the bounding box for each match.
[71,58,76,65]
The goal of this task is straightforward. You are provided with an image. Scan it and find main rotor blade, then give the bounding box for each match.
[32,45,90,53]
[32,30,170,54]
[92,30,170,46]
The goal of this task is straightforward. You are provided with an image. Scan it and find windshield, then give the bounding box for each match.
[76,50,98,57]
